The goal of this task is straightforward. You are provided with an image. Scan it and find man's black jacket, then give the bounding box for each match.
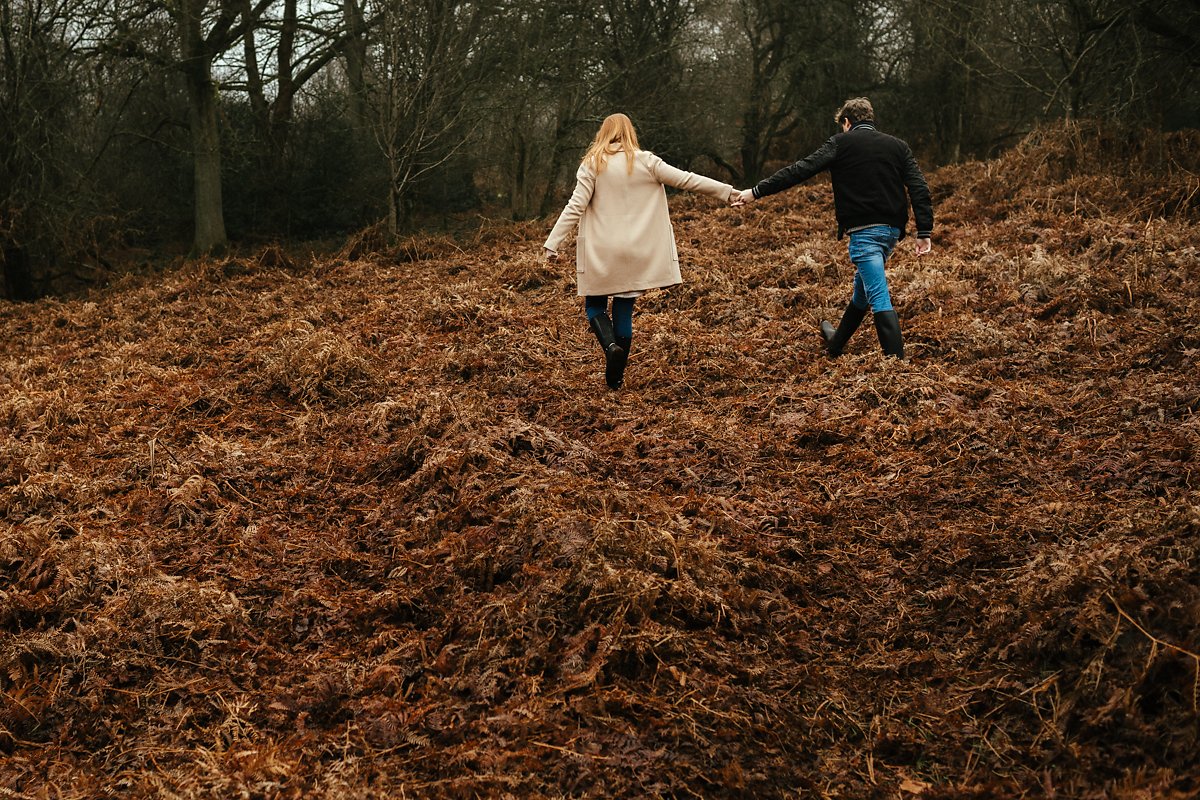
[752,122,933,240]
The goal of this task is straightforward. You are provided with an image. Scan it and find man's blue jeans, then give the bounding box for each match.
[847,225,900,313]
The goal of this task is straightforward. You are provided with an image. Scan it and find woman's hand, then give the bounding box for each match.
[544,247,559,262]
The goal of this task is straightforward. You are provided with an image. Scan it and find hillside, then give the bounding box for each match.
[2,124,1199,798]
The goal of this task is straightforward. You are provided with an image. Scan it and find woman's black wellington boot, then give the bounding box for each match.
[589,313,627,389]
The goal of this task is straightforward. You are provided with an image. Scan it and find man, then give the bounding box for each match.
[734,97,933,358]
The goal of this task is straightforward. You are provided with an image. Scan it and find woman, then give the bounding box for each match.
[543,113,737,389]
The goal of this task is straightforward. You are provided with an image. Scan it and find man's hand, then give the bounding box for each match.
[730,188,755,207]
[914,237,932,257]
[544,247,559,262]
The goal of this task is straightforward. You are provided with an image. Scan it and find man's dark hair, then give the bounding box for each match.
[835,97,875,126]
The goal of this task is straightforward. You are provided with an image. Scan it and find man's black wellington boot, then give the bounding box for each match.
[873,310,904,359]
[819,303,868,357]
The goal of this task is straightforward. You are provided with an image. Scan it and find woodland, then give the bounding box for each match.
[1,0,1199,297]
[1,122,1199,797]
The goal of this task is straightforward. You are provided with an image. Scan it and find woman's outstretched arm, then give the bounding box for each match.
[646,153,734,202]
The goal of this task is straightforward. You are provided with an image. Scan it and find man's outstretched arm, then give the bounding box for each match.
[751,137,838,200]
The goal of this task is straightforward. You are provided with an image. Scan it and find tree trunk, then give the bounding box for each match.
[270,0,297,149]
[740,125,765,186]
[385,146,401,238]
[511,129,532,220]
[386,186,398,238]
[342,0,369,129]
[538,143,567,218]
[538,108,579,217]
[178,0,227,255]
[185,67,227,254]
[2,244,36,301]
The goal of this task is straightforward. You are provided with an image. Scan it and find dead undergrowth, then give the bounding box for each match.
[2,123,1198,798]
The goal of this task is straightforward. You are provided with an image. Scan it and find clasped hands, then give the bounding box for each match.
[728,188,755,207]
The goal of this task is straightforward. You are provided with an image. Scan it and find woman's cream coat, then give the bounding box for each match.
[543,150,734,297]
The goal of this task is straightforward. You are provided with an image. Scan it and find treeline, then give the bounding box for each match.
[2,0,1197,298]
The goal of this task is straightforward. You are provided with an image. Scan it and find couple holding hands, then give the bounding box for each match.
[543,98,935,390]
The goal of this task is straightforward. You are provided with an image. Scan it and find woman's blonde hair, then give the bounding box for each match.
[582,113,640,174]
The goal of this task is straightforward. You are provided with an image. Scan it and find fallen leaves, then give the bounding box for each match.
[0,123,1198,798]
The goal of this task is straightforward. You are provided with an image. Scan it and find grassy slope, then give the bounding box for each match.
[2,125,1198,798]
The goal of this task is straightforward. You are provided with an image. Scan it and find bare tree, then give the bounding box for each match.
[1,0,121,297]
[926,0,1135,124]
[896,0,992,161]
[473,0,616,219]
[732,0,802,183]
[728,0,872,182]
[234,0,350,162]
[597,0,701,154]
[353,0,494,236]
[1,0,69,297]
[220,0,363,231]
[96,0,278,254]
